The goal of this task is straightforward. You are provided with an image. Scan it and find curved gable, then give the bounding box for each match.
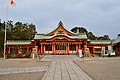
[51,35,71,41]
[46,21,76,36]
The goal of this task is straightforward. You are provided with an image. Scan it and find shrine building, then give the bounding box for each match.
[5,21,120,57]
[34,21,87,55]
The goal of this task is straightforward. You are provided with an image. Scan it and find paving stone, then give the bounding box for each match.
[62,73,69,77]
[44,76,54,80]
[0,71,11,75]
[46,73,54,77]
[54,75,61,80]
[42,55,93,80]
[62,76,70,80]
[44,66,49,71]
[70,75,79,80]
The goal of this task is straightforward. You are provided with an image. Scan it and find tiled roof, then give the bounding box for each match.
[46,21,76,36]
[90,40,112,44]
[6,40,32,45]
[112,36,120,44]
[34,33,87,40]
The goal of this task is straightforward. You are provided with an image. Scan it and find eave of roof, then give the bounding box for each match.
[6,40,32,45]
[90,40,112,45]
[112,36,120,45]
[34,33,87,40]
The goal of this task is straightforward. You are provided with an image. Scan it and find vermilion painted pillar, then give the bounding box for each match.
[78,44,81,50]
[116,46,118,56]
[27,47,29,52]
[38,47,40,55]
[92,47,94,57]
[39,46,41,55]
[76,44,79,55]
[8,47,10,54]
[78,44,79,50]
[67,44,70,55]
[43,44,45,55]
[41,44,43,54]
[52,44,55,55]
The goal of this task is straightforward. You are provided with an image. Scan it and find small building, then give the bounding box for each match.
[87,40,112,57]
[112,34,120,56]
[6,40,35,57]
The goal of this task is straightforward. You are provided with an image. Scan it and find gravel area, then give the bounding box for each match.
[74,57,120,80]
[0,72,45,80]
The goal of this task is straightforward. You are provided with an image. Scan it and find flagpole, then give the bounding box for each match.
[4,0,9,59]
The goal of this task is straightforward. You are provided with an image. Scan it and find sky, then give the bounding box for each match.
[0,0,120,39]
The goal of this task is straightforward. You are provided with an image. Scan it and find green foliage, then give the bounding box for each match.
[6,53,11,58]
[9,46,31,58]
[87,32,97,40]
[25,52,31,58]
[10,47,19,58]
[97,35,110,40]
[71,27,110,40]
[71,27,88,34]
[0,53,3,58]
[0,21,5,52]
[0,19,37,52]
[12,22,36,40]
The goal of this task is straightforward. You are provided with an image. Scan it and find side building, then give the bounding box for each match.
[112,34,120,56]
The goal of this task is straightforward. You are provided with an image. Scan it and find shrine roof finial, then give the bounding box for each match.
[58,21,63,26]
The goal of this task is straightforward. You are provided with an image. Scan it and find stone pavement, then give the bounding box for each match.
[41,55,92,80]
[0,66,49,75]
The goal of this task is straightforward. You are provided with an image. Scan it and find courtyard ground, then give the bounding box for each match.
[0,55,92,80]
[74,57,120,80]
[0,72,45,80]
[0,58,51,80]
[1,56,120,80]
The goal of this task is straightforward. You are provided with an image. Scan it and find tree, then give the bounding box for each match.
[6,20,14,40]
[97,35,110,40]
[0,21,5,52]
[87,32,97,40]
[0,19,37,53]
[71,27,96,40]
[27,23,36,39]
[71,27,88,34]
[12,22,37,40]
[103,35,110,40]
[71,27,110,40]
[78,27,88,34]
[71,27,78,33]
